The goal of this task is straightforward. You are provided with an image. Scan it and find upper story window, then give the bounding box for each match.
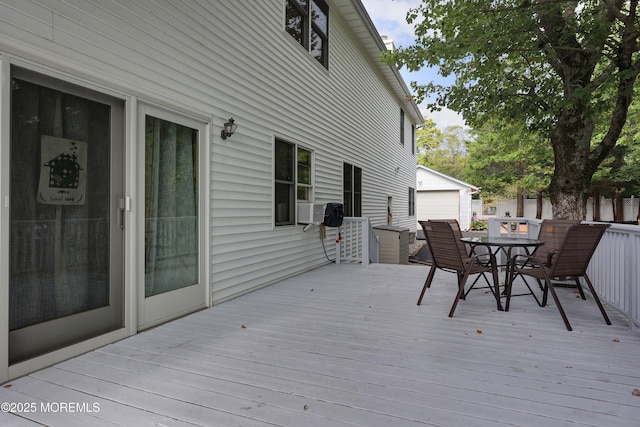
[275,138,313,226]
[408,187,415,216]
[411,124,416,154]
[400,109,405,145]
[285,0,329,68]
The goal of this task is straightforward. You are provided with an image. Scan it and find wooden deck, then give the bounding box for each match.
[1,263,639,426]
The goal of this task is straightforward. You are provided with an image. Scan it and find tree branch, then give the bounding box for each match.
[601,0,629,22]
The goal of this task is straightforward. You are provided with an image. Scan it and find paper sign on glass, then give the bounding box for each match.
[37,135,87,205]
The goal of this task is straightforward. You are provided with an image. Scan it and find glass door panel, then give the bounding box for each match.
[145,116,198,297]
[137,104,206,330]
[9,67,124,364]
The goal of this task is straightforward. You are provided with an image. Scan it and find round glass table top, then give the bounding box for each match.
[460,236,544,247]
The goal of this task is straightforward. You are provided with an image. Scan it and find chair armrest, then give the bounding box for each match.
[546,250,559,267]
[470,252,497,268]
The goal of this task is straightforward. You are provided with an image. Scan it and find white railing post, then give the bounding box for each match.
[488,217,500,237]
[334,217,379,264]
[625,233,635,330]
[335,226,342,264]
[362,218,370,265]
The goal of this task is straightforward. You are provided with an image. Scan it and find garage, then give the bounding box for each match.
[417,190,460,221]
[416,165,479,231]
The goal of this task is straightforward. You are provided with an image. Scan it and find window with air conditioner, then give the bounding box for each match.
[275,138,313,226]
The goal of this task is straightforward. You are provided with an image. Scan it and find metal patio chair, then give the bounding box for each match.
[417,220,502,316]
[509,219,580,305]
[506,223,611,331]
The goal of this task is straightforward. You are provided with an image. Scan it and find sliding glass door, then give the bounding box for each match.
[8,67,124,364]
[137,104,207,329]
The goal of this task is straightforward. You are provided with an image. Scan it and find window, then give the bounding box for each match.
[408,187,416,216]
[285,0,329,67]
[297,147,312,201]
[400,109,405,145]
[145,115,199,297]
[411,124,416,155]
[343,162,362,217]
[275,139,313,226]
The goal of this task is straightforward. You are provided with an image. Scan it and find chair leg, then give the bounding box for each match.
[574,278,586,300]
[543,279,573,331]
[582,274,611,325]
[491,262,503,311]
[417,265,436,305]
[457,273,466,300]
[505,264,514,312]
[464,274,484,298]
[508,270,543,308]
[449,269,472,317]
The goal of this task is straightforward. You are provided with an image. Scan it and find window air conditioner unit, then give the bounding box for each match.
[297,203,324,224]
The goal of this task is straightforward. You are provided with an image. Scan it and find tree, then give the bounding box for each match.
[417,122,470,179]
[466,118,553,208]
[591,98,640,220]
[385,1,640,220]
[415,117,442,166]
[591,98,640,195]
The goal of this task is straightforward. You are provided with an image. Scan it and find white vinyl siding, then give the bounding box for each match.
[0,0,419,304]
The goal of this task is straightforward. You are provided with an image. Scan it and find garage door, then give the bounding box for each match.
[417,190,460,225]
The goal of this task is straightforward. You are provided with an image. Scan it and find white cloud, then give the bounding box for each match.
[359,0,421,47]
[425,107,469,131]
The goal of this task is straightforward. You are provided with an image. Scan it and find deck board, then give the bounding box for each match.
[1,263,639,426]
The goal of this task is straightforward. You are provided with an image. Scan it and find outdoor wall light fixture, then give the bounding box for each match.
[220,118,238,140]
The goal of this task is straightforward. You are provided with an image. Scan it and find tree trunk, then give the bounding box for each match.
[549,111,594,220]
[593,190,601,222]
[614,189,623,222]
[516,191,524,217]
[550,189,588,220]
[536,191,542,219]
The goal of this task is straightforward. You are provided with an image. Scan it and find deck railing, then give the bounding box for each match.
[585,223,640,331]
[335,217,378,265]
[488,217,639,330]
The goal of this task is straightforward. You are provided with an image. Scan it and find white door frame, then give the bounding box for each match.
[0,57,131,382]
[0,57,211,382]
[135,102,210,331]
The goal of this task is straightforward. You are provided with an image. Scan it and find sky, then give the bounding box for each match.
[359,0,467,130]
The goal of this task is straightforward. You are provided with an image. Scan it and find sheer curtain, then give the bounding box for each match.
[10,77,111,330]
[144,116,198,297]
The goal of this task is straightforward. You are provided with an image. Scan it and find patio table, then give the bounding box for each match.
[460,236,544,301]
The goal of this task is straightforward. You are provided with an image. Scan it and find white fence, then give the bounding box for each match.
[335,217,377,265]
[488,217,639,331]
[473,197,640,223]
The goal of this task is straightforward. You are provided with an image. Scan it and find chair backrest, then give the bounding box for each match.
[431,219,468,254]
[550,223,610,278]
[420,220,467,272]
[535,219,580,264]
